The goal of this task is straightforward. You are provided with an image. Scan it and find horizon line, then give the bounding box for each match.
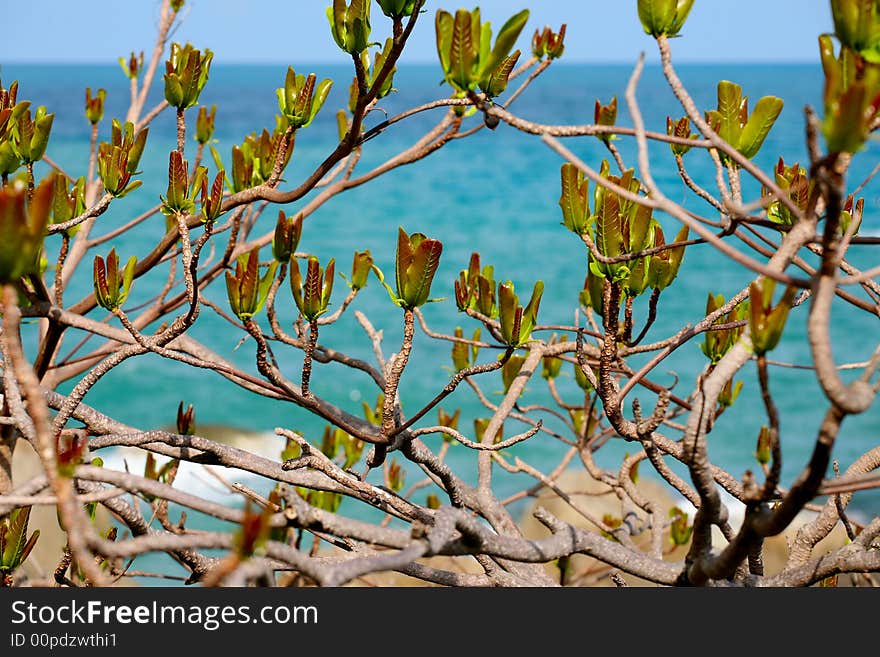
[2,58,821,67]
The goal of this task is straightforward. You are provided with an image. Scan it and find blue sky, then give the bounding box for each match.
[2,1,832,65]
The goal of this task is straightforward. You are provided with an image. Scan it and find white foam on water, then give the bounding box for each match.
[95,430,283,505]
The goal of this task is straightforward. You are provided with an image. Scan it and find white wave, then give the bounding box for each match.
[95,429,284,504]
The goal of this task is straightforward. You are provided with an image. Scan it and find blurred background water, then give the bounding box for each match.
[2,60,879,574]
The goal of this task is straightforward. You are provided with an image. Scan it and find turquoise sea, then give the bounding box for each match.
[2,61,879,553]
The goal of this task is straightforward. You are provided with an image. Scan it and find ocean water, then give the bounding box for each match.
[3,61,879,566]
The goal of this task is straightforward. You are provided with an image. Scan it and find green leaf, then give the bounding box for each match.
[840,196,864,235]
[395,226,414,303]
[322,258,336,310]
[189,166,207,205]
[819,34,838,82]
[120,256,137,305]
[304,256,323,319]
[405,237,443,308]
[481,49,520,97]
[231,145,250,192]
[349,0,371,51]
[738,96,784,158]
[370,38,397,99]
[29,113,54,163]
[106,248,120,302]
[327,0,345,50]
[240,250,260,317]
[294,73,316,120]
[749,282,768,353]
[628,203,653,252]
[50,173,73,224]
[0,141,20,177]
[498,281,518,345]
[93,256,109,309]
[18,529,39,567]
[168,150,188,210]
[520,280,544,339]
[164,73,184,108]
[482,9,529,82]
[594,96,618,128]
[477,271,496,316]
[350,17,370,55]
[825,82,872,153]
[225,270,240,318]
[581,262,606,316]
[648,224,688,290]
[595,179,623,266]
[831,0,880,53]
[289,257,305,314]
[181,54,202,108]
[666,225,688,283]
[117,180,143,198]
[210,144,225,173]
[255,260,278,317]
[716,80,744,147]
[625,255,650,297]
[764,285,796,353]
[559,162,589,234]
[435,10,454,76]
[637,0,677,36]
[645,225,668,289]
[471,7,492,66]
[2,507,31,568]
[669,0,695,35]
[501,353,526,393]
[451,327,470,371]
[478,13,491,67]
[497,279,541,347]
[378,0,420,19]
[306,79,333,128]
[371,263,404,307]
[450,9,476,90]
[128,126,149,173]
